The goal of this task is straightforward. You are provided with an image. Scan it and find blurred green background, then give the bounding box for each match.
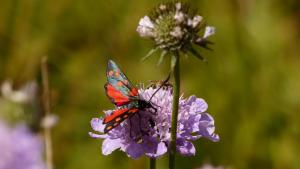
[1,0,300,169]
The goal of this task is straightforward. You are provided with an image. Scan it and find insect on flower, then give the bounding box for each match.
[103,60,169,134]
[90,84,219,158]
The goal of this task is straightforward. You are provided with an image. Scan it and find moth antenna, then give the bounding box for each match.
[148,73,171,102]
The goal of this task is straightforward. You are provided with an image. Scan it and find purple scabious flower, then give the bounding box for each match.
[0,120,45,169]
[89,87,219,159]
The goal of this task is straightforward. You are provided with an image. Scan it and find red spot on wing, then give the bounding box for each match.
[108,71,114,76]
[129,88,139,97]
[105,84,130,106]
[128,108,138,113]
[117,81,123,87]
[115,71,120,77]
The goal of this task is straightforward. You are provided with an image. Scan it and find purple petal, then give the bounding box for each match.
[208,133,220,142]
[191,114,202,132]
[144,137,168,157]
[176,139,195,156]
[125,142,144,159]
[89,132,107,139]
[91,118,105,132]
[142,136,158,153]
[156,142,168,156]
[198,113,220,142]
[188,96,208,113]
[102,138,122,155]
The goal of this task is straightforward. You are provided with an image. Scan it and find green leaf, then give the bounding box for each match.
[140,48,159,62]
[157,50,167,66]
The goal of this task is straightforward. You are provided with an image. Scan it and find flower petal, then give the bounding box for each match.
[89,132,106,139]
[198,113,220,142]
[187,96,208,113]
[91,118,105,133]
[139,16,154,28]
[102,138,122,155]
[137,16,155,37]
[176,139,196,156]
[203,26,215,38]
[125,142,144,159]
[156,142,168,156]
[144,137,168,157]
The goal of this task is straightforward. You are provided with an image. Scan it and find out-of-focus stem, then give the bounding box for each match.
[169,53,180,169]
[41,57,54,169]
[150,158,156,169]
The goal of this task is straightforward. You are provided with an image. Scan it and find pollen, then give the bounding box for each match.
[113,123,119,126]
[115,117,121,122]
[106,126,112,130]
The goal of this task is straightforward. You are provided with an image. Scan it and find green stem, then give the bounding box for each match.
[150,158,156,169]
[169,53,180,169]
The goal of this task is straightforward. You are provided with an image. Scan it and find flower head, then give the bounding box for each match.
[89,86,219,159]
[0,120,45,169]
[137,1,215,64]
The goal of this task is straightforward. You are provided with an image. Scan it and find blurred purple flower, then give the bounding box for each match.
[89,87,219,159]
[197,163,225,169]
[0,120,45,169]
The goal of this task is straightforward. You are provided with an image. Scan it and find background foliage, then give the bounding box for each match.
[1,0,300,169]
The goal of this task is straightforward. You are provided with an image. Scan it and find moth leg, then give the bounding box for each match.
[151,102,161,109]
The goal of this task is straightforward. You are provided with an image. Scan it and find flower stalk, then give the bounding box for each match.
[41,57,54,169]
[169,53,180,169]
[150,158,156,169]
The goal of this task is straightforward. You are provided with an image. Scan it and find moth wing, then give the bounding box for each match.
[103,108,139,133]
[106,60,139,100]
[104,83,131,106]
